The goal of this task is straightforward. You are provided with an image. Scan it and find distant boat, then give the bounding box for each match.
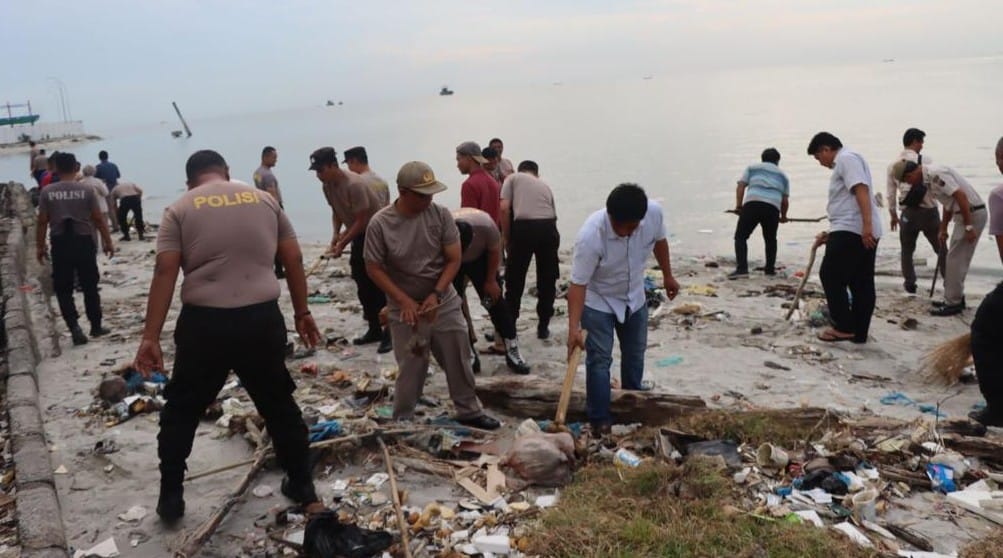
[439,86,454,96]
[326,100,335,106]
[643,75,654,80]
[171,130,183,138]
[1,101,40,127]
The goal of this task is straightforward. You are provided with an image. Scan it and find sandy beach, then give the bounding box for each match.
[18,219,1000,556]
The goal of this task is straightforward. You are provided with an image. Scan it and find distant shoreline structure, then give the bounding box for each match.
[0,133,102,155]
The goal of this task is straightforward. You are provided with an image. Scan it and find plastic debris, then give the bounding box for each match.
[656,356,684,367]
[831,522,872,547]
[614,448,642,468]
[473,534,511,555]
[117,505,148,523]
[73,537,120,558]
[366,473,389,488]
[308,420,343,442]
[501,432,575,488]
[926,463,956,494]
[252,484,274,498]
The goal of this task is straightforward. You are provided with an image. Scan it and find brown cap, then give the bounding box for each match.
[308,147,338,170]
[456,141,488,164]
[891,159,919,182]
[397,161,448,195]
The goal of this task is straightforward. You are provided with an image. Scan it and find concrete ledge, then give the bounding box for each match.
[21,548,70,558]
[2,182,69,554]
[7,373,39,409]
[12,436,54,488]
[16,485,67,550]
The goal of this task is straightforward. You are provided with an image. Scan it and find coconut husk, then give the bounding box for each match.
[920,333,972,385]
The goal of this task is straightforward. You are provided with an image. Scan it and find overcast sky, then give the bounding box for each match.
[4,0,1000,129]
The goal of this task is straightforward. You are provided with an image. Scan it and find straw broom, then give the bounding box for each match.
[919,333,973,385]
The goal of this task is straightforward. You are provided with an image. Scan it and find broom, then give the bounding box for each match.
[919,333,972,385]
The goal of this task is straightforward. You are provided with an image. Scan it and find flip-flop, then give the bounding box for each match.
[817,330,854,342]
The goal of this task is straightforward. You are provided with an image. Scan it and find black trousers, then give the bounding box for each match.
[50,231,102,329]
[972,282,1003,413]
[505,219,560,325]
[117,195,144,238]
[158,301,311,487]
[350,233,386,330]
[453,254,517,340]
[820,231,878,343]
[899,206,942,289]
[734,201,780,273]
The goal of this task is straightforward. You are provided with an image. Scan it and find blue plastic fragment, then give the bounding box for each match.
[880,392,916,406]
[308,420,343,443]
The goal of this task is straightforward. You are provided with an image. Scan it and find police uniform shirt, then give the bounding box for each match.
[38,180,102,237]
[157,180,295,308]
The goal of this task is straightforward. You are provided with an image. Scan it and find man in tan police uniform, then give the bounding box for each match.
[133,150,323,523]
[364,161,500,430]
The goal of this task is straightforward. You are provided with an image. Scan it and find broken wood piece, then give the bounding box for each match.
[556,331,587,426]
[475,376,706,424]
[882,523,933,551]
[176,442,272,558]
[378,437,414,558]
[392,456,457,478]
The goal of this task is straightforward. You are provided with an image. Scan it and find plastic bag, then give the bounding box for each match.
[303,511,394,558]
[501,431,576,489]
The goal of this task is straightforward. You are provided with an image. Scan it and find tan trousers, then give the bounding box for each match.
[944,209,988,305]
[389,294,483,420]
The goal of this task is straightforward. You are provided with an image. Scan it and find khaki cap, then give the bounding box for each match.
[397,161,448,195]
[891,160,919,182]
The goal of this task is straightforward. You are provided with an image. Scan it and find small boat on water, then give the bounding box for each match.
[1,102,40,127]
[326,100,335,106]
[439,86,454,96]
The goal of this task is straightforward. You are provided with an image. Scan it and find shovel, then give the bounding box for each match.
[555,330,588,427]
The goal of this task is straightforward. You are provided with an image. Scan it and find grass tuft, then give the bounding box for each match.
[528,461,881,558]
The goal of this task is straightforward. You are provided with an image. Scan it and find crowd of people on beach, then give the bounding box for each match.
[25,129,1003,524]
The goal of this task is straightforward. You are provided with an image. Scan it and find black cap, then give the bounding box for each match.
[343,146,367,164]
[309,147,337,170]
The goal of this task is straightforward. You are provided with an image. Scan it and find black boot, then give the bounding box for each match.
[353,326,383,345]
[281,475,319,505]
[90,324,111,337]
[69,324,88,346]
[377,328,393,354]
[157,482,185,524]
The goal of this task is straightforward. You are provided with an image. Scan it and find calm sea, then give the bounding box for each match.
[3,55,1002,281]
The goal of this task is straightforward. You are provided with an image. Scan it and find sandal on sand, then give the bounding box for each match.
[817,329,854,342]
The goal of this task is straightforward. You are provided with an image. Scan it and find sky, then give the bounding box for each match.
[3,0,1000,130]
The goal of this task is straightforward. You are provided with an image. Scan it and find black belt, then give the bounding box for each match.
[971,205,985,211]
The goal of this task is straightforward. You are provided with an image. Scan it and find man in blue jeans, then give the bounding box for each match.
[567,184,680,435]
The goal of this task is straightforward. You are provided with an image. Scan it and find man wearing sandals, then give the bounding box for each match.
[807,132,883,344]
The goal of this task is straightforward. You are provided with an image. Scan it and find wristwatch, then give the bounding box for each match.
[965,224,974,232]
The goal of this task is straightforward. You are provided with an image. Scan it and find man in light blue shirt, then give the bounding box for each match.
[731,148,790,278]
[567,184,680,435]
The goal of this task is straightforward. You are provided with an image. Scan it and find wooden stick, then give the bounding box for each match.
[555,331,587,426]
[785,243,819,321]
[176,443,271,558]
[378,437,414,558]
[185,428,417,482]
[725,209,826,222]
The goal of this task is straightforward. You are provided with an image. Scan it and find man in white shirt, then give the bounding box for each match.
[886,128,942,294]
[808,132,883,344]
[892,160,986,316]
[567,184,680,435]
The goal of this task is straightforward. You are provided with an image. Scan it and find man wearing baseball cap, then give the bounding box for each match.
[310,146,391,351]
[456,141,501,226]
[364,161,500,429]
[891,159,986,316]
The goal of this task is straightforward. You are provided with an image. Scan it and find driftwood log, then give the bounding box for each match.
[943,435,1003,466]
[474,376,706,423]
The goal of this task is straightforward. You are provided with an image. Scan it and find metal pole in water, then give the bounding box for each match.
[172,101,193,137]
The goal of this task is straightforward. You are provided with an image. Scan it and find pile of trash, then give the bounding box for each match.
[90,368,168,426]
[590,410,1003,557]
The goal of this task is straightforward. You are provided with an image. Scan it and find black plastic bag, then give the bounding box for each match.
[303,511,394,558]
